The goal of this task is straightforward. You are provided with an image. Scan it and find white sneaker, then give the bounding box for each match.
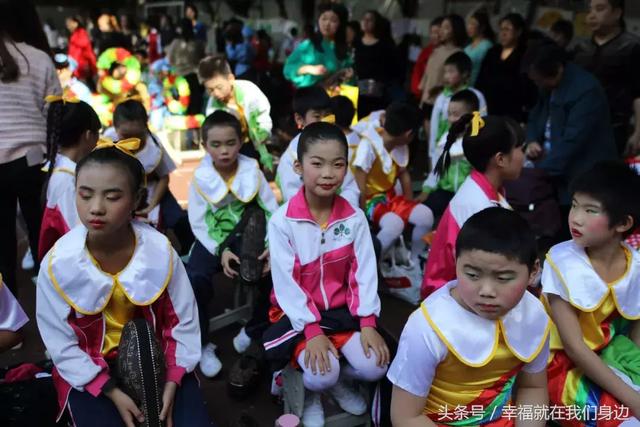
[329,378,367,415]
[302,391,324,427]
[21,248,34,270]
[199,343,222,378]
[233,327,252,354]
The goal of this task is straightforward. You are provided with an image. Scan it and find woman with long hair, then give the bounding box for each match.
[464,9,494,85]
[0,0,61,294]
[284,2,353,88]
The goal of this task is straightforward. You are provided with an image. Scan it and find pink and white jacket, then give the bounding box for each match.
[268,188,380,341]
[38,154,78,261]
[36,222,201,419]
[421,170,511,299]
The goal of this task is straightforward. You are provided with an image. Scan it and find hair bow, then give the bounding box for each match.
[45,94,80,105]
[470,111,485,137]
[321,114,336,124]
[95,137,141,156]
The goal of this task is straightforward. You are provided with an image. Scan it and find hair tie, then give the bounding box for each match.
[321,114,336,124]
[470,111,485,137]
[95,137,141,157]
[45,94,80,105]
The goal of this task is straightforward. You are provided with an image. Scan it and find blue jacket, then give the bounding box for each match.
[526,63,617,202]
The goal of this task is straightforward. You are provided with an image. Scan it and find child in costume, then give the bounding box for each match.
[36,139,210,427]
[199,56,274,172]
[264,122,389,427]
[0,273,28,353]
[352,102,434,265]
[276,85,360,208]
[542,161,640,426]
[389,207,550,426]
[39,96,101,260]
[187,111,278,378]
[53,53,93,105]
[417,90,479,219]
[330,94,360,165]
[428,52,486,168]
[421,113,525,298]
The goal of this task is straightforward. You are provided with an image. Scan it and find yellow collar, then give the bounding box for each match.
[193,153,261,205]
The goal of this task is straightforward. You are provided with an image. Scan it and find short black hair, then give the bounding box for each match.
[201,110,242,141]
[431,16,444,27]
[449,89,480,112]
[444,51,472,78]
[523,39,567,78]
[330,95,355,129]
[198,56,233,80]
[293,85,331,117]
[383,102,421,137]
[456,207,537,269]
[113,99,148,127]
[550,19,574,43]
[570,160,640,237]
[297,121,348,161]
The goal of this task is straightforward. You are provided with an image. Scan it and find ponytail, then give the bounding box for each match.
[0,38,19,82]
[433,113,473,178]
[45,101,65,182]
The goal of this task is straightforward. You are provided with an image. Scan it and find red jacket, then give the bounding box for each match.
[68,28,97,82]
[410,43,435,99]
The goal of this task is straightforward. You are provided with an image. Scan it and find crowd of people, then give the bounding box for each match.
[2,0,640,426]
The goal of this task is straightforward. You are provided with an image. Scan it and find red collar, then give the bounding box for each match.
[286,187,356,226]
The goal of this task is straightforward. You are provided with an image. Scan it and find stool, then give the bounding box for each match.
[281,365,372,427]
[208,277,255,332]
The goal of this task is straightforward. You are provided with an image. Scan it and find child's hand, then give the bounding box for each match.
[360,327,390,367]
[415,192,429,203]
[105,387,144,427]
[305,334,339,375]
[159,381,178,427]
[135,204,155,217]
[221,249,240,278]
[525,142,543,160]
[258,249,270,276]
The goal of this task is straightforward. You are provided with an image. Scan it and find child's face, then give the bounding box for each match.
[203,125,242,170]
[295,109,331,129]
[454,249,537,320]
[447,101,470,125]
[294,139,347,199]
[569,192,629,248]
[496,145,525,181]
[443,64,465,89]
[80,130,100,157]
[76,162,140,237]
[204,74,234,103]
[116,121,147,152]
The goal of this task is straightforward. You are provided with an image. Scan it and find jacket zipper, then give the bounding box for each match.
[319,228,329,310]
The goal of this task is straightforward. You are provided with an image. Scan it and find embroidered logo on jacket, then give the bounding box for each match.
[333,223,351,240]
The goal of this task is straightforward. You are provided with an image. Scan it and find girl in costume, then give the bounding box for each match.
[352,102,434,266]
[187,111,278,378]
[264,122,389,427]
[389,208,550,426]
[421,113,525,298]
[542,161,640,426]
[35,139,210,427]
[38,96,101,261]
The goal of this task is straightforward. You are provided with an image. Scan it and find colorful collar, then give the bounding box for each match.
[286,187,356,228]
[421,281,550,366]
[352,113,408,174]
[192,153,261,204]
[470,170,507,205]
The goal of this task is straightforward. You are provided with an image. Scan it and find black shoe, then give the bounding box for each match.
[227,355,260,399]
[240,206,266,283]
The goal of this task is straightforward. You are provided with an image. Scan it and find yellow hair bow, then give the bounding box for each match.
[470,111,485,137]
[45,94,80,104]
[116,94,143,106]
[95,137,141,156]
[321,114,336,124]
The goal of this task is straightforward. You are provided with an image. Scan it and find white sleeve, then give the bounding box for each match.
[521,335,550,374]
[187,184,219,255]
[338,168,361,209]
[541,258,569,302]
[387,309,448,397]
[59,177,80,229]
[258,172,279,214]
[276,147,302,203]
[352,139,377,173]
[429,94,444,151]
[348,211,381,319]
[0,281,28,332]
[153,142,177,178]
[249,82,273,142]
[268,211,321,334]
[35,255,104,391]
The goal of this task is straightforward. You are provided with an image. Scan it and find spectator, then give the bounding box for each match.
[346,20,362,49]
[573,0,640,156]
[524,41,616,223]
[65,15,97,85]
[159,13,176,52]
[550,19,574,51]
[354,10,399,118]
[419,14,468,108]
[476,13,536,123]
[410,17,443,100]
[224,21,255,79]
[185,2,207,44]
[0,0,61,294]
[464,9,494,85]
[94,13,129,54]
[284,2,353,88]
[119,13,140,51]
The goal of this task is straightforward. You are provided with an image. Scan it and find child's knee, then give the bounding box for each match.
[409,204,434,228]
[347,354,388,382]
[300,353,341,392]
[379,212,404,232]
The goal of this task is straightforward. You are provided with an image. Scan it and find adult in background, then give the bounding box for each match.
[524,41,616,235]
[66,15,97,85]
[159,13,176,52]
[550,19,574,52]
[574,0,640,156]
[0,0,61,294]
[410,17,443,101]
[167,18,205,115]
[464,9,494,86]
[94,13,130,55]
[476,13,536,123]
[284,2,353,89]
[354,10,399,118]
[185,2,208,44]
[418,14,467,109]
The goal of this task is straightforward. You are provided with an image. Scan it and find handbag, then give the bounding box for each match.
[380,236,423,305]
